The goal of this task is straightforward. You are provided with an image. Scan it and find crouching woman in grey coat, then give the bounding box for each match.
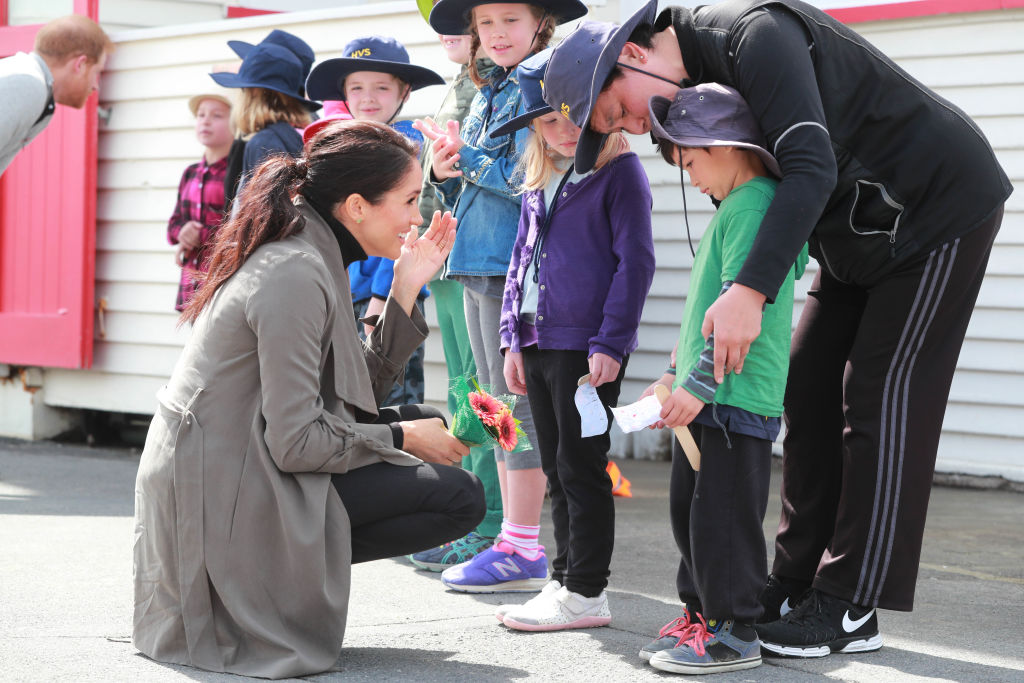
[133,120,485,679]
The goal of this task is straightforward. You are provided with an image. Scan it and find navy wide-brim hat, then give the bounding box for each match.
[211,42,321,111]
[429,0,589,35]
[490,48,554,138]
[543,0,659,172]
[649,84,782,178]
[305,36,445,102]
[228,29,315,79]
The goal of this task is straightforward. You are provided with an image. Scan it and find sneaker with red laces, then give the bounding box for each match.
[649,615,762,675]
[639,606,701,662]
[441,539,548,593]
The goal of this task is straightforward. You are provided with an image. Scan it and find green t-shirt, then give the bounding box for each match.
[673,176,808,417]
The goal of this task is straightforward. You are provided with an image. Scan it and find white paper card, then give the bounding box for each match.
[611,395,664,433]
[574,382,609,438]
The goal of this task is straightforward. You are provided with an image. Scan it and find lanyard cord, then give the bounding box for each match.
[532,166,575,283]
[679,153,696,258]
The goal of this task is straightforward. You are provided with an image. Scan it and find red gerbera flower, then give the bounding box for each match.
[470,391,504,426]
[496,408,518,451]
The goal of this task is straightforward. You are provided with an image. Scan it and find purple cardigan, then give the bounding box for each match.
[499,152,655,362]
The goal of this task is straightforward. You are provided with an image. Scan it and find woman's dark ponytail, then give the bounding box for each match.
[181,120,416,326]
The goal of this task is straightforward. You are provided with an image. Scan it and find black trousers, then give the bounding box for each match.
[332,404,485,564]
[523,347,626,598]
[672,425,773,623]
[774,207,1002,611]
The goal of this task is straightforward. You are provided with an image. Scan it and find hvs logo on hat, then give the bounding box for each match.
[561,102,570,119]
[350,48,372,58]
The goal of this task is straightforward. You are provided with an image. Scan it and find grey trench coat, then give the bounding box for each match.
[133,201,427,678]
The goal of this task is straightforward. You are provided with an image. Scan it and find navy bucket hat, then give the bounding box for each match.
[649,84,781,177]
[210,42,321,111]
[305,36,445,102]
[428,0,588,36]
[543,0,660,172]
[228,29,315,80]
[489,48,554,138]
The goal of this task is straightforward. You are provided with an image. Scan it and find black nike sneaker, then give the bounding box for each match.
[756,574,809,624]
[755,588,883,658]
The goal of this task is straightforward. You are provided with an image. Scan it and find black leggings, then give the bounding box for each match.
[332,404,485,564]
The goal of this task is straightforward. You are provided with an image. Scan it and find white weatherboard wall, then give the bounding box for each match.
[40,3,1022,480]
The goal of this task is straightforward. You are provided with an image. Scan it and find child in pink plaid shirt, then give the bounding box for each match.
[167,94,232,311]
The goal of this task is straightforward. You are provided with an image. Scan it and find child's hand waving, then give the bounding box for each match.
[415,117,465,180]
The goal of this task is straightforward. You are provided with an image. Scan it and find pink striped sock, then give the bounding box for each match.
[499,520,542,560]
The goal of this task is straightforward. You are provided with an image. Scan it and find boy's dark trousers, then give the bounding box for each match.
[672,425,773,623]
[522,347,627,598]
[774,206,1003,611]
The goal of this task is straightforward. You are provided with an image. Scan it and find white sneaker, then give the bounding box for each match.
[495,579,561,622]
[502,586,611,631]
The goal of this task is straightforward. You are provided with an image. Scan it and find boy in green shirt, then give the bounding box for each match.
[640,83,808,676]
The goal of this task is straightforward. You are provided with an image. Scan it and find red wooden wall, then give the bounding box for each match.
[0,0,98,368]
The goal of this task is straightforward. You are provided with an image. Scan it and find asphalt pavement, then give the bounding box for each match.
[1,437,1022,682]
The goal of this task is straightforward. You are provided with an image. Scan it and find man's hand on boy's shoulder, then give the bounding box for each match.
[702,283,766,382]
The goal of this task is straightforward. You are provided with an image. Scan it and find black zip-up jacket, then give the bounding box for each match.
[665,0,1012,295]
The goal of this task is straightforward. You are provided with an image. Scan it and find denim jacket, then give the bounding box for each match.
[431,66,530,277]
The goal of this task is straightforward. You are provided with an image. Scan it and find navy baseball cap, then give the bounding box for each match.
[649,84,781,177]
[429,0,588,35]
[543,0,659,172]
[228,29,315,79]
[210,42,321,111]
[489,48,554,138]
[305,36,445,102]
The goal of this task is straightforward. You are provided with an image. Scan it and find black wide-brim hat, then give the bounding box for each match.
[649,85,782,178]
[305,36,445,101]
[429,0,589,35]
[211,42,321,111]
[543,0,659,172]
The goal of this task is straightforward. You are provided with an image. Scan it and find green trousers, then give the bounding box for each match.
[430,278,502,538]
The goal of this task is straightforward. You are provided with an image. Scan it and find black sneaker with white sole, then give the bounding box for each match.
[756,574,808,624]
[755,588,883,658]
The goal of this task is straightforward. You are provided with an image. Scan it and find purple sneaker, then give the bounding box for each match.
[441,540,549,593]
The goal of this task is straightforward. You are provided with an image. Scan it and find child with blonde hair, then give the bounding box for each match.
[494,48,655,630]
[417,0,588,592]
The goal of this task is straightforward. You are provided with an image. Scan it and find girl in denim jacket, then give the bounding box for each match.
[417,0,587,593]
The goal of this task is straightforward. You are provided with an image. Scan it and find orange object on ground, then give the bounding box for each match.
[606,461,632,498]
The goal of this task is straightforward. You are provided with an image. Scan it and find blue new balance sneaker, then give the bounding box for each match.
[408,532,493,572]
[441,539,548,593]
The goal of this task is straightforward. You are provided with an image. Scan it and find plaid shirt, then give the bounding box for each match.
[167,156,227,311]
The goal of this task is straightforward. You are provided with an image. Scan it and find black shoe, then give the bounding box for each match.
[755,588,883,658]
[756,574,809,624]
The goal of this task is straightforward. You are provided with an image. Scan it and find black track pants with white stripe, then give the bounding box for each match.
[772,205,1003,612]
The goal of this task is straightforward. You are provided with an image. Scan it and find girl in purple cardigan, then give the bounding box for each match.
[493,50,656,631]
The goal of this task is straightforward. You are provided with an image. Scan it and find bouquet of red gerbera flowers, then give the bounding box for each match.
[450,375,531,452]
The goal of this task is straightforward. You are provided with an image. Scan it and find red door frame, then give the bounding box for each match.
[0,0,99,369]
